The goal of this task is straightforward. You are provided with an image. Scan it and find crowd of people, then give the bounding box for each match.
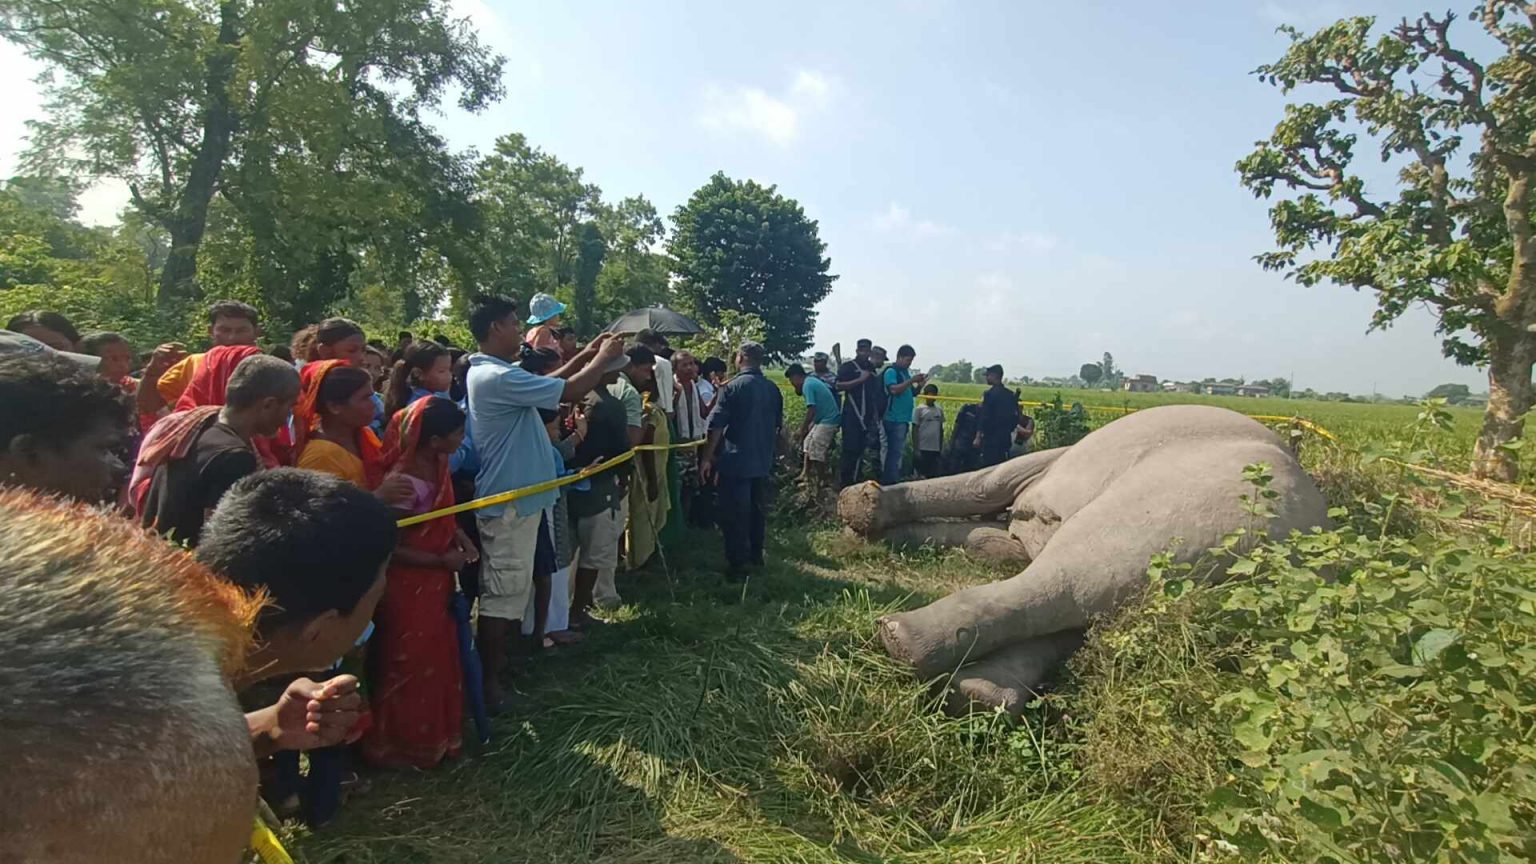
[0,292,786,860]
[782,339,1036,503]
[0,297,1038,861]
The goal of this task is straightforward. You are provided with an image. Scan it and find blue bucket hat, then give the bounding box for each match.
[527,293,567,325]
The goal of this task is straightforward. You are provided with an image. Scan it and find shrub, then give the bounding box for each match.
[1034,393,1092,450]
[1068,453,1536,862]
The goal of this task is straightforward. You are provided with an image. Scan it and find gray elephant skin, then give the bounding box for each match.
[837,404,1329,716]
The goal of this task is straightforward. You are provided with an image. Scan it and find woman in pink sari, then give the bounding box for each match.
[362,396,478,768]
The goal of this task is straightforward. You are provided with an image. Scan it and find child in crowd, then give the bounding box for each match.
[913,384,945,478]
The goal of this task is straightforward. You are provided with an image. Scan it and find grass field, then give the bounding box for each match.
[285,393,1516,863]
[290,519,1171,863]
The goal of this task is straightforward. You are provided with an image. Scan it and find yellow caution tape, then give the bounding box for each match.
[250,819,294,864]
[395,439,707,528]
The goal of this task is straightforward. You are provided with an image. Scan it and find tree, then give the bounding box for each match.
[1238,7,1535,481]
[477,133,602,298]
[1425,382,1474,405]
[972,366,988,384]
[931,360,973,383]
[685,310,766,362]
[1100,352,1119,384]
[1080,362,1104,386]
[1270,376,1294,399]
[592,195,671,330]
[1,0,504,306]
[669,173,836,360]
[572,222,606,337]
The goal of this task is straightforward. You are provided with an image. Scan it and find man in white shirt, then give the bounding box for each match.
[670,349,711,526]
[636,330,674,420]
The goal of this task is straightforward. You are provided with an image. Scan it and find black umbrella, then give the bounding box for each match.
[604,306,704,336]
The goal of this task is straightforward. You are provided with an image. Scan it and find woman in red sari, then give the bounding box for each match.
[362,396,478,768]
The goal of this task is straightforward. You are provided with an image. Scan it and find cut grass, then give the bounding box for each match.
[288,518,1167,863]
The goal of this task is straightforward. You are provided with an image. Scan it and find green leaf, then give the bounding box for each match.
[1297,795,1345,831]
[1412,628,1460,665]
[1472,792,1516,833]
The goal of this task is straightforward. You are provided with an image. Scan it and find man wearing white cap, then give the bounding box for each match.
[525,292,568,355]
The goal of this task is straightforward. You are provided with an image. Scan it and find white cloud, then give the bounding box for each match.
[871,202,953,238]
[989,230,1059,254]
[696,69,835,146]
[790,70,831,108]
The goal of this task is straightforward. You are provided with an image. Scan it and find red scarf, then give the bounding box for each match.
[174,345,262,412]
[380,396,458,552]
[161,344,286,467]
[293,360,384,489]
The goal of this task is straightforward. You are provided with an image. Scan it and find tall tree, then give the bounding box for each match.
[477,133,602,298]
[1080,362,1104,386]
[592,195,671,328]
[0,0,503,306]
[669,172,836,360]
[1100,352,1119,384]
[572,222,606,337]
[1238,5,1536,481]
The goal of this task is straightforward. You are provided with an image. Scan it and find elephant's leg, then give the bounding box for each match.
[943,629,1086,717]
[881,438,1327,680]
[879,522,1031,563]
[838,447,1066,536]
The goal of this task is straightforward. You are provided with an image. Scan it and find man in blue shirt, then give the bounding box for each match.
[880,344,927,486]
[787,362,839,503]
[700,342,783,582]
[465,294,625,709]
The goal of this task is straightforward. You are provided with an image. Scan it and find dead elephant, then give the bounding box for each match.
[837,404,1328,716]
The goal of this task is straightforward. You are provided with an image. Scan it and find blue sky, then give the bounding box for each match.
[0,0,1494,396]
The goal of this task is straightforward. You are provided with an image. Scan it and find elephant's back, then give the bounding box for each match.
[1011,406,1319,553]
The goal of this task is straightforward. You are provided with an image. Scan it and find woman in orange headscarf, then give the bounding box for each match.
[292,361,386,490]
[361,396,477,768]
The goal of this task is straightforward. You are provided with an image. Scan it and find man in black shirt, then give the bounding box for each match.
[835,338,886,487]
[140,355,299,546]
[700,341,783,581]
[975,363,1023,467]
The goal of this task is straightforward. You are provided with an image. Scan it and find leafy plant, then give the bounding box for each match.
[1034,393,1092,450]
[1070,412,1536,863]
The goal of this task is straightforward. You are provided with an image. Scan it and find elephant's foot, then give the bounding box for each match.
[941,630,1086,718]
[838,448,1067,537]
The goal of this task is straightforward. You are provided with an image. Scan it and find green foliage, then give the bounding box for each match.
[680,309,767,363]
[1070,412,1536,862]
[971,366,987,384]
[1080,362,1104,386]
[669,172,836,360]
[1426,382,1474,405]
[928,359,974,383]
[1034,393,1092,449]
[1236,7,1536,479]
[1,0,504,312]
[475,136,670,336]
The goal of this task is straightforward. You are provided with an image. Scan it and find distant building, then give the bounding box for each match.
[1204,382,1238,396]
[1163,381,1195,393]
[1122,374,1159,393]
[1236,384,1272,398]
